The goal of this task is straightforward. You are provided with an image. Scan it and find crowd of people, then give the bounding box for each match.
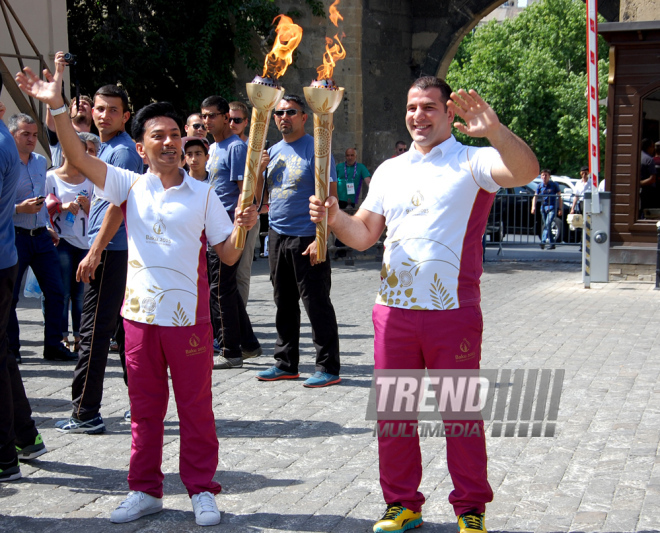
[0,49,540,533]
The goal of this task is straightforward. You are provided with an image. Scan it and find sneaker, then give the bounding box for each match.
[110,491,163,523]
[0,459,21,482]
[43,343,78,361]
[548,244,556,250]
[109,338,119,352]
[213,339,221,353]
[242,345,263,360]
[458,511,487,533]
[16,434,47,460]
[373,503,423,532]
[256,366,299,381]
[303,371,341,388]
[124,409,131,421]
[539,243,545,250]
[213,356,243,369]
[56,414,106,434]
[191,491,221,526]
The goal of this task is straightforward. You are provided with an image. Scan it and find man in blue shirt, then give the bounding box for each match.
[202,95,261,370]
[0,87,48,482]
[58,83,144,434]
[531,169,562,249]
[256,95,341,388]
[7,113,73,362]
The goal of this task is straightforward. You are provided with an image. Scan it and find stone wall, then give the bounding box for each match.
[620,0,660,21]
[233,0,365,171]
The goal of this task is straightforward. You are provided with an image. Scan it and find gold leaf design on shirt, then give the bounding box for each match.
[172,302,191,327]
[129,260,143,268]
[430,273,455,310]
[146,314,155,324]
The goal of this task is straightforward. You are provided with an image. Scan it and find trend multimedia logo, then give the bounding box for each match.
[366,369,564,438]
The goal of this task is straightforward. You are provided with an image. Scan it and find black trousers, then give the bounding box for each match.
[8,231,65,352]
[0,263,38,465]
[268,230,340,376]
[70,250,127,421]
[207,248,259,359]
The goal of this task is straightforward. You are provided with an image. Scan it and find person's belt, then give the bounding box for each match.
[15,226,47,237]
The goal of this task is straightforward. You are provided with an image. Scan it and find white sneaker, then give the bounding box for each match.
[110,491,163,523]
[191,491,221,526]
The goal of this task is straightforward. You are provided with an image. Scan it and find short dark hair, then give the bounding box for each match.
[641,138,653,152]
[541,168,552,175]
[409,76,452,106]
[395,141,407,148]
[201,96,229,114]
[94,85,130,113]
[132,102,183,143]
[281,94,306,114]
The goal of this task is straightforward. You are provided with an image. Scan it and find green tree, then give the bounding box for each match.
[66,0,281,119]
[446,0,609,177]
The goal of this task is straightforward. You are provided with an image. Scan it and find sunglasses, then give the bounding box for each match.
[274,109,300,117]
[201,112,223,120]
[229,117,245,124]
[397,148,407,153]
[191,123,205,130]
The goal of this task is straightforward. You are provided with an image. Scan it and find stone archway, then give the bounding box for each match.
[414,0,621,79]
[358,0,621,168]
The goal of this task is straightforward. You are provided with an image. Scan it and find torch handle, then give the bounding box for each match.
[235,107,272,250]
[312,112,333,263]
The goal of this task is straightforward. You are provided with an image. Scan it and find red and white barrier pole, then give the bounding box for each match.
[586,0,600,214]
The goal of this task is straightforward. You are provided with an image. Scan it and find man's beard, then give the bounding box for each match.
[72,114,90,127]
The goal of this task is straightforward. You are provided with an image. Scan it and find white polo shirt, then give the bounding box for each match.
[97,166,234,327]
[362,135,501,310]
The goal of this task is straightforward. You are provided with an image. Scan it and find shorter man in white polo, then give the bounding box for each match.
[17,53,257,527]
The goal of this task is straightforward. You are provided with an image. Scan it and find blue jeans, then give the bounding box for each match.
[57,238,87,337]
[541,208,556,245]
[8,230,65,352]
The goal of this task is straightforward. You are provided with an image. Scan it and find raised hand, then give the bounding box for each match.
[447,89,502,139]
[15,51,66,109]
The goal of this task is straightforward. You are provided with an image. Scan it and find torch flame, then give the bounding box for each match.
[316,0,346,80]
[262,15,303,79]
[329,0,344,26]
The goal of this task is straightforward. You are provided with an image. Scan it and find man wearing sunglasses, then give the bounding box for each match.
[256,95,340,388]
[228,102,249,143]
[229,101,260,307]
[201,96,261,370]
[184,113,207,139]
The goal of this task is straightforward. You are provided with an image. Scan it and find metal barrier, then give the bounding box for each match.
[485,189,584,252]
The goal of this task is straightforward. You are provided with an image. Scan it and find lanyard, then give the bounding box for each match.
[343,162,357,184]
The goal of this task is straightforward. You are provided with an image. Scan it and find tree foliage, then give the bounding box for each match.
[446,0,609,177]
[66,0,282,119]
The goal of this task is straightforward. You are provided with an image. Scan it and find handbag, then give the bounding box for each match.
[567,213,583,230]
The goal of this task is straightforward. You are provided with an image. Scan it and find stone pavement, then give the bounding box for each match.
[2,257,660,533]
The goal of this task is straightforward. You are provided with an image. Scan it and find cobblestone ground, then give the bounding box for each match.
[2,257,659,533]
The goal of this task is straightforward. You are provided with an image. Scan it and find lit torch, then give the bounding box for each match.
[303,0,346,263]
[235,15,303,249]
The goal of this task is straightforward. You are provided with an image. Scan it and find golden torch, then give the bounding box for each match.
[235,15,303,249]
[304,0,346,262]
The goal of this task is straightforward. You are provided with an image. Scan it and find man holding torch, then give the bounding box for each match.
[17,55,257,526]
[310,77,539,533]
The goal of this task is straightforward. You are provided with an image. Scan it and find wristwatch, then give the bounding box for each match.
[50,104,68,117]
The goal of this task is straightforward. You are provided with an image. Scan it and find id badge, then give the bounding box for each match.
[346,182,355,195]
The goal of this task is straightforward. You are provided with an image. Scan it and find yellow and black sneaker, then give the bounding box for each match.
[458,511,487,533]
[373,502,423,532]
